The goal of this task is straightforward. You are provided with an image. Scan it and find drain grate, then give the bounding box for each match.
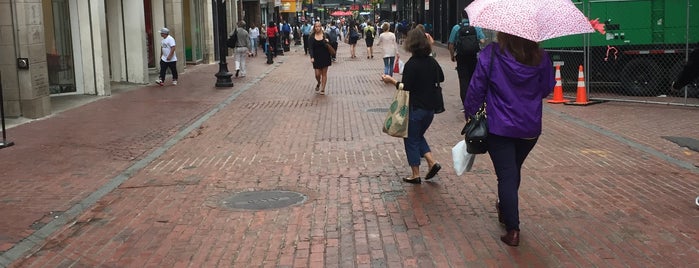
[221,190,307,210]
[662,136,699,152]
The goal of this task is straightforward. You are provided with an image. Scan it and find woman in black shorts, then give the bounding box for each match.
[347,21,360,58]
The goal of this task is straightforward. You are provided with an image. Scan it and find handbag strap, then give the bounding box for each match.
[476,47,495,115]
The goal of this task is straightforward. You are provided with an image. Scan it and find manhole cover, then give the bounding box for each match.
[222,190,307,210]
[367,108,389,113]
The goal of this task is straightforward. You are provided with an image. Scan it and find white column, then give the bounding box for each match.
[123,1,148,83]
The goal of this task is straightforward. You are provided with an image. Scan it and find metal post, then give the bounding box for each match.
[215,0,234,87]
[0,72,15,149]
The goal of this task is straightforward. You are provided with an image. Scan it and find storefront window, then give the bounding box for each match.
[43,0,76,94]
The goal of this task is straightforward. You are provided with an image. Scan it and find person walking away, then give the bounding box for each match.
[281,21,291,51]
[364,22,376,59]
[381,27,444,184]
[449,8,485,109]
[156,27,178,86]
[347,21,360,58]
[248,23,260,57]
[376,22,397,76]
[325,21,341,62]
[231,20,250,77]
[463,32,555,247]
[309,21,332,95]
[301,20,313,55]
[267,21,279,57]
[671,43,699,91]
[259,25,267,55]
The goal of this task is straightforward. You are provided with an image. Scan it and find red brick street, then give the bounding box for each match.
[1,40,698,267]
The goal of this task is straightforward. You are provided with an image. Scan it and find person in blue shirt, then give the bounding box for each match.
[448,9,485,108]
[281,21,292,51]
[301,20,313,55]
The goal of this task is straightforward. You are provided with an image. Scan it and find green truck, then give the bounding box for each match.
[541,0,697,96]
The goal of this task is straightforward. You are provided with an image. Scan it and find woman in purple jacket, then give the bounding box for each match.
[463,32,555,247]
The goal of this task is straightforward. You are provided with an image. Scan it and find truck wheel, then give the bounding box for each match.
[670,61,699,97]
[620,58,662,96]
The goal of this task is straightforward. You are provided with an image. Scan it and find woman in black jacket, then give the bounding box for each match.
[381,28,444,183]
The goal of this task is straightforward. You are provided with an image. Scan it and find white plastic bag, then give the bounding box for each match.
[398,59,405,74]
[452,140,475,176]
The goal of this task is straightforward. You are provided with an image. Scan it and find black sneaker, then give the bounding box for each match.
[235,69,240,77]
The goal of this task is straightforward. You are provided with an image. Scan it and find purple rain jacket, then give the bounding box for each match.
[464,43,555,139]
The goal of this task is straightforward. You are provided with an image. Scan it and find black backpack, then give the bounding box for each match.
[226,29,238,48]
[455,23,480,56]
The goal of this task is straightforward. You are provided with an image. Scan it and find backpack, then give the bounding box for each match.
[226,29,238,48]
[327,26,339,42]
[455,23,480,56]
[366,27,375,39]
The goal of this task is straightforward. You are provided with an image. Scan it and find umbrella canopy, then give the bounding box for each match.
[465,0,594,42]
[330,10,353,17]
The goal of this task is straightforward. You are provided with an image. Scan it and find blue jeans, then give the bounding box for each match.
[403,108,434,167]
[487,134,538,231]
[383,57,395,76]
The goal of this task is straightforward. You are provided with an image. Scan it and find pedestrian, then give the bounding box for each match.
[231,20,250,78]
[325,21,341,62]
[301,20,313,55]
[259,25,267,54]
[671,43,699,90]
[248,23,260,57]
[448,8,485,108]
[267,21,279,57]
[156,27,178,86]
[309,21,332,95]
[463,32,555,247]
[380,27,444,184]
[347,21,360,58]
[376,22,397,76]
[364,22,376,59]
[281,20,291,51]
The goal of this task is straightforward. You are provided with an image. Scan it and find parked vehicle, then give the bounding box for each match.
[541,0,698,96]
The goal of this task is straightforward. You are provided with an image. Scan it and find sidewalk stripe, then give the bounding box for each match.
[0,63,278,267]
[546,106,699,172]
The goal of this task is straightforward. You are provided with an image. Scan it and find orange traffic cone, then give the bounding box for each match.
[393,55,400,74]
[547,64,568,104]
[565,65,602,106]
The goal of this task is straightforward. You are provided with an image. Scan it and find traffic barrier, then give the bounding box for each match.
[547,64,568,104]
[565,65,602,106]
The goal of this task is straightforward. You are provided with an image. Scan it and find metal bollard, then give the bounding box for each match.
[0,72,15,148]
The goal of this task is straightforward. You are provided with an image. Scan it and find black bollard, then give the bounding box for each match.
[0,72,15,149]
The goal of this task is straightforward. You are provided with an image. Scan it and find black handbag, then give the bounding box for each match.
[434,83,445,114]
[460,47,495,154]
[461,104,488,154]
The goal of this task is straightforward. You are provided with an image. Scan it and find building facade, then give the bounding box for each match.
[0,0,239,119]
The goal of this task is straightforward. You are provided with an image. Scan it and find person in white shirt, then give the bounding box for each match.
[376,22,398,76]
[230,20,251,77]
[156,27,178,86]
[248,23,260,57]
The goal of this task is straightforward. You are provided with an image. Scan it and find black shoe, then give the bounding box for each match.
[403,177,421,184]
[424,163,441,180]
[235,69,240,77]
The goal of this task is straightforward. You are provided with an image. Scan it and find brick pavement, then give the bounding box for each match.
[1,40,698,267]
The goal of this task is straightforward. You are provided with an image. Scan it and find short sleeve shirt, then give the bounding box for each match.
[448,19,485,44]
[161,35,177,62]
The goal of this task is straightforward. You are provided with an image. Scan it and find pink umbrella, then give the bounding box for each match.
[465,0,595,42]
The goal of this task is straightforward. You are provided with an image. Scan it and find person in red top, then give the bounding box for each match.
[267,21,279,57]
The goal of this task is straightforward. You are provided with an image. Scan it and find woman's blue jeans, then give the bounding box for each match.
[383,56,395,76]
[403,107,434,167]
[487,134,538,231]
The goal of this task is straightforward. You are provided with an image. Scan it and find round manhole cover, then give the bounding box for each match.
[222,190,307,210]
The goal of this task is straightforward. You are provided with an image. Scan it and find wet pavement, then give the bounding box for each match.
[0,40,698,267]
